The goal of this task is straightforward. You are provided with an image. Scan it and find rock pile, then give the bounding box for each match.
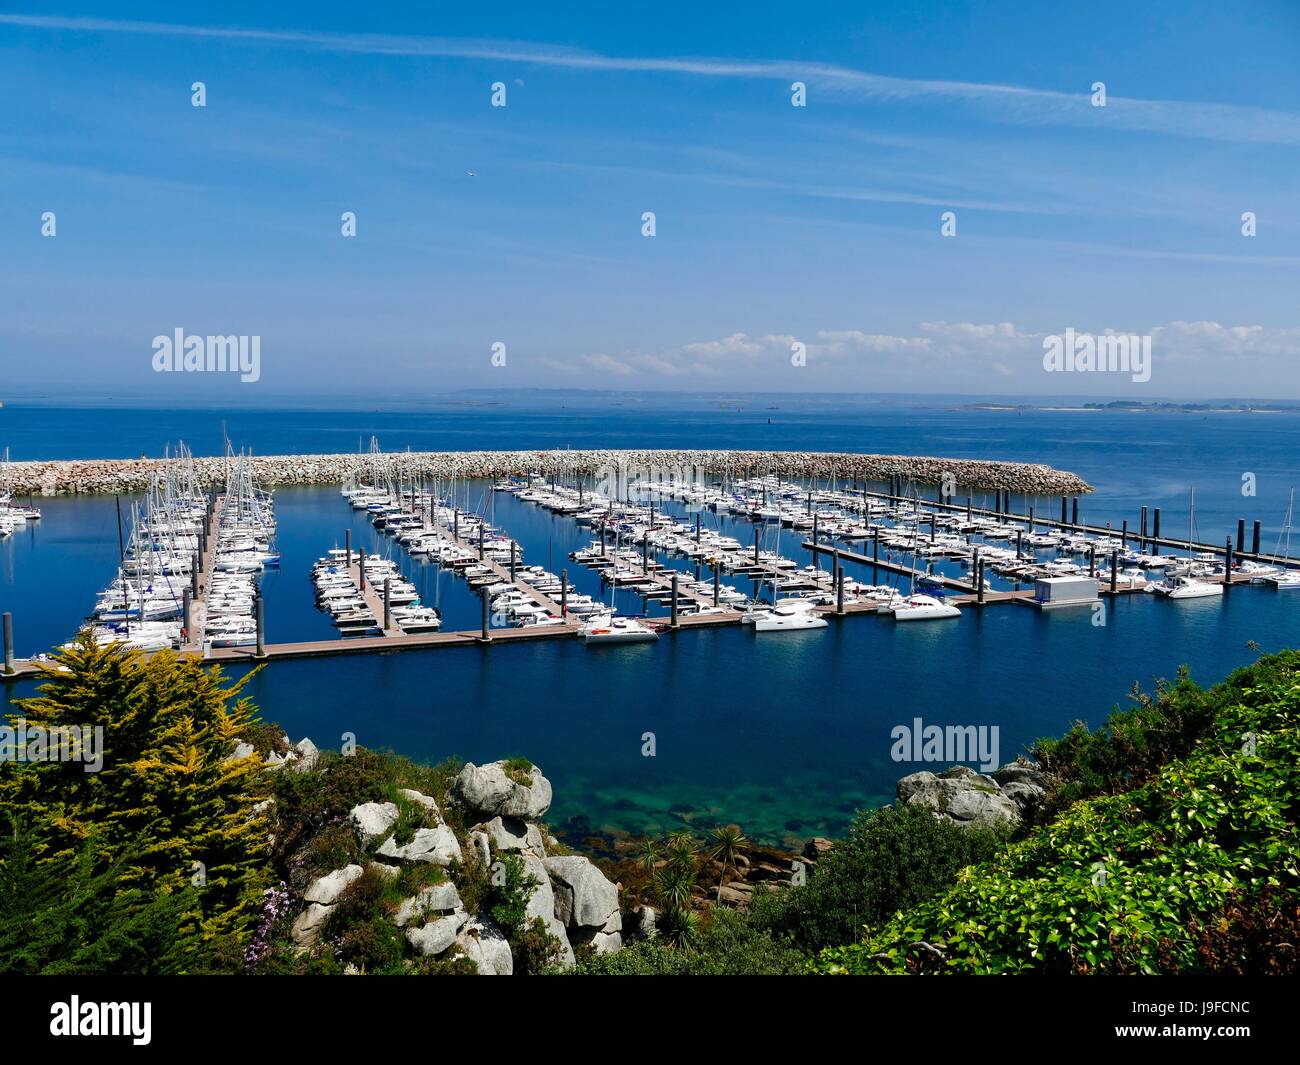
[284,753,622,973]
[896,761,1051,827]
[452,760,624,963]
[4,449,1092,496]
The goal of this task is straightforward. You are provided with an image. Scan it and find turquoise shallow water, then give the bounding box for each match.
[3,402,1299,846]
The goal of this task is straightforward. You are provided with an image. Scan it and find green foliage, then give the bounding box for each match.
[1029,666,1220,821]
[750,804,1007,954]
[0,637,269,952]
[486,852,537,939]
[816,651,1300,974]
[0,817,232,974]
[571,909,806,975]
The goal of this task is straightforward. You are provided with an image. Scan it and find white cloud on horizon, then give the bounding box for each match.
[540,320,1300,394]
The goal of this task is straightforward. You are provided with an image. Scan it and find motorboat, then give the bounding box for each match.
[580,613,658,644]
[752,604,828,632]
[892,594,961,621]
[1150,574,1224,599]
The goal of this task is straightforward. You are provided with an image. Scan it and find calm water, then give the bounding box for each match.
[3,402,1299,846]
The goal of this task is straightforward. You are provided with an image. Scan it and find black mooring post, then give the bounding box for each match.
[812,513,820,566]
[359,548,366,591]
[642,536,649,575]
[1140,505,1149,547]
[695,514,701,543]
[345,528,352,568]
[1072,497,1079,528]
[509,541,517,582]
[976,560,986,604]
[1152,508,1161,554]
[1028,505,1034,532]
[1110,550,1118,593]
[966,495,972,520]
[1252,520,1262,555]
[1121,519,1128,548]
[836,566,845,616]
[182,588,192,643]
[383,578,392,631]
[3,612,14,674]
[1225,538,1234,586]
[1060,496,1067,524]
[1088,545,1097,577]
[191,555,199,598]
[560,568,568,618]
[713,565,720,606]
[753,526,760,564]
[255,597,266,659]
[1236,519,1245,553]
[670,573,680,629]
[481,589,490,641]
[479,522,485,560]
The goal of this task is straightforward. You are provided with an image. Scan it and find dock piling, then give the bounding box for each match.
[345,528,351,568]
[1060,497,1067,524]
[480,589,490,641]
[713,566,720,606]
[976,559,986,605]
[359,549,366,591]
[812,513,819,565]
[383,578,392,631]
[1252,520,1262,555]
[1088,545,1097,577]
[836,566,845,616]
[561,569,568,617]
[509,541,517,582]
[254,597,266,659]
[2,612,14,675]
[1140,506,1149,547]
[1121,519,1128,548]
[1237,519,1245,553]
[182,588,192,643]
[753,526,760,564]
[1225,538,1233,586]
[1110,550,1118,593]
[671,573,680,629]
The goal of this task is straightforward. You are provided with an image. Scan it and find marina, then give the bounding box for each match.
[6,408,1300,841]
[3,441,1298,676]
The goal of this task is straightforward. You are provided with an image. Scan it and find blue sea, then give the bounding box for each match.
[4,399,1299,847]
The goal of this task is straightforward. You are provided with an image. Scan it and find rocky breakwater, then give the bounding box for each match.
[7,449,1092,496]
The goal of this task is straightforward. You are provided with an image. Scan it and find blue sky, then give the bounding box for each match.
[2,1,1299,402]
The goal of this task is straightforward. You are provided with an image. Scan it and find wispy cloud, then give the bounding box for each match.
[5,14,1300,145]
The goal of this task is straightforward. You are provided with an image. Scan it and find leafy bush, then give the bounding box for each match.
[571,909,806,975]
[749,804,1006,953]
[816,652,1300,975]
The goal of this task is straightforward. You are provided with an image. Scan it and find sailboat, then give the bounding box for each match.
[747,523,827,632]
[1266,488,1300,589]
[891,483,960,621]
[1150,488,1222,599]
[580,521,658,644]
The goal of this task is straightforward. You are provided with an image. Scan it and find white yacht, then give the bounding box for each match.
[892,593,962,621]
[579,613,659,644]
[1151,574,1224,599]
[753,603,829,632]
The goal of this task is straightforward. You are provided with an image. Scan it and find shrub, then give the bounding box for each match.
[749,803,1006,953]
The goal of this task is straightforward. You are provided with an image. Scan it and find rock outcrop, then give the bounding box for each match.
[271,743,621,974]
[897,762,1052,827]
